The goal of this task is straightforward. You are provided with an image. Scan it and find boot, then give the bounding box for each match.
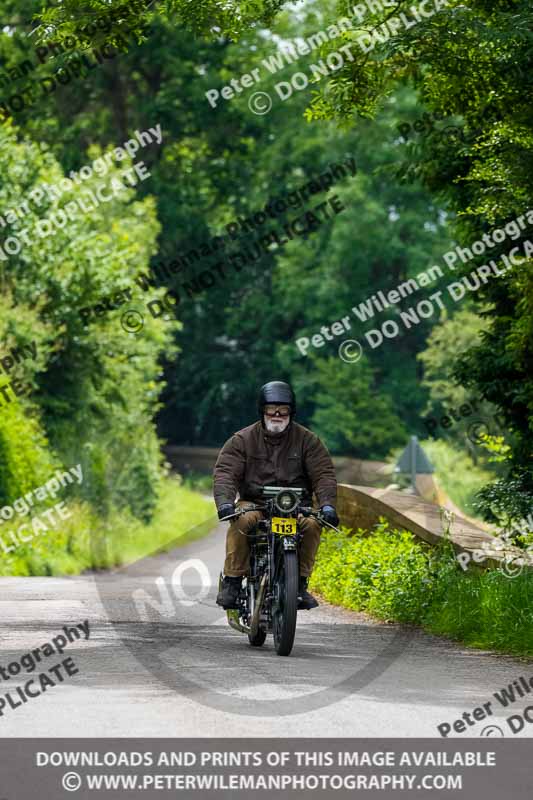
[298,576,318,610]
[216,576,242,609]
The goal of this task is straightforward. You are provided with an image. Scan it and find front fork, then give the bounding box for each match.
[221,532,300,634]
[271,534,299,612]
[270,533,298,580]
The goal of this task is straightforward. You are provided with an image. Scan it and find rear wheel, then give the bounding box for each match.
[272,550,298,656]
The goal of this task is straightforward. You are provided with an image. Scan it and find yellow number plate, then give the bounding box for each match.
[272,517,297,535]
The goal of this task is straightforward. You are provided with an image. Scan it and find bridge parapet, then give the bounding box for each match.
[338,483,533,571]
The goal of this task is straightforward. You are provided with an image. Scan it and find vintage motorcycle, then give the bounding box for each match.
[218,486,339,657]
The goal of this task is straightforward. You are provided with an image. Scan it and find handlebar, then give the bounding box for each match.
[219,505,340,532]
[302,507,340,533]
[218,505,264,521]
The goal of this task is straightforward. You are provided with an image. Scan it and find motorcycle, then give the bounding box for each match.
[218,486,339,657]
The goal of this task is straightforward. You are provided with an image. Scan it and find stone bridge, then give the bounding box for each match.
[165,446,532,570]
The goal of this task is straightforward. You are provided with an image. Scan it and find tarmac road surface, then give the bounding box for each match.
[0,521,531,738]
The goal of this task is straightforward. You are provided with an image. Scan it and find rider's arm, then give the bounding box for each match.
[213,434,246,508]
[302,431,337,507]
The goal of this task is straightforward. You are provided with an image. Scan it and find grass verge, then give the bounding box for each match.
[310,520,533,658]
[0,477,215,576]
[419,439,493,518]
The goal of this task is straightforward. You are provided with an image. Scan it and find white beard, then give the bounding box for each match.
[264,415,290,433]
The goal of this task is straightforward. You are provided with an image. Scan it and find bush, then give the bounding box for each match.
[0,400,59,505]
[0,478,214,576]
[311,520,434,623]
[0,123,179,525]
[311,519,533,656]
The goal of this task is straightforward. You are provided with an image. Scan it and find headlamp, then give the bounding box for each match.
[275,489,298,515]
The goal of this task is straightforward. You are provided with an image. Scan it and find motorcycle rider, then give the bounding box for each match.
[214,380,339,611]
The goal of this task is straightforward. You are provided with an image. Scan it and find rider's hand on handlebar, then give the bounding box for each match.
[320,505,339,527]
[218,502,236,520]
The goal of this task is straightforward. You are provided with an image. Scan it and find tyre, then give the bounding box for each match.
[272,550,298,656]
[248,627,267,647]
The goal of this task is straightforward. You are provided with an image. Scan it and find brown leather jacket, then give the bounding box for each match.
[213,420,337,508]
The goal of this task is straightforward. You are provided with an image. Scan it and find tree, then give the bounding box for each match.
[0,120,177,519]
[309,356,407,458]
[301,0,533,522]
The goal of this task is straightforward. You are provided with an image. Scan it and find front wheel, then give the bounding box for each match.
[272,550,298,656]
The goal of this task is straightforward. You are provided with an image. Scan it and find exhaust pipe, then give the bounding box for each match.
[249,574,268,639]
[221,573,267,636]
[226,608,250,634]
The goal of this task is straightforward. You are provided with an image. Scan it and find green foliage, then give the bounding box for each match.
[475,467,533,528]
[0,478,214,576]
[302,0,533,522]
[181,471,215,494]
[422,566,533,655]
[0,400,58,504]
[417,309,509,482]
[311,520,533,656]
[311,520,433,622]
[94,476,215,568]
[0,0,529,576]
[3,0,456,457]
[309,356,408,458]
[0,120,178,521]
[35,0,287,45]
[418,309,489,412]
[420,439,494,517]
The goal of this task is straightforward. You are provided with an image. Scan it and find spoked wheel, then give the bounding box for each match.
[272,550,298,656]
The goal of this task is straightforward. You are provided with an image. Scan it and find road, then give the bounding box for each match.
[0,519,531,738]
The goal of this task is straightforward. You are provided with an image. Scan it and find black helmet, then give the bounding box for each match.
[258,381,296,415]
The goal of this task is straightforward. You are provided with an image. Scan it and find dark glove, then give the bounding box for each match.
[320,505,339,527]
[218,503,236,520]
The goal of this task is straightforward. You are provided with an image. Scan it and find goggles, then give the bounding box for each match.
[264,404,291,418]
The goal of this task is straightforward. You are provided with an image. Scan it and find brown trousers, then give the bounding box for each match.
[224,500,322,578]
